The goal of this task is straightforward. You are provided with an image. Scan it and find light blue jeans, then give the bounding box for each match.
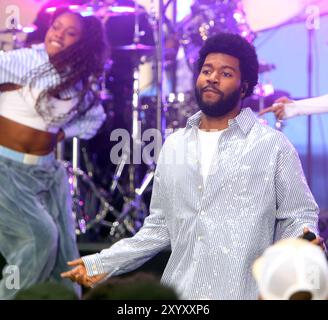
[0,146,81,299]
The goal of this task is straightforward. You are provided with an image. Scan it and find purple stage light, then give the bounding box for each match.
[80,12,93,16]
[110,6,135,14]
[233,11,243,23]
[254,83,275,97]
[22,25,37,33]
[68,5,79,10]
[45,7,56,13]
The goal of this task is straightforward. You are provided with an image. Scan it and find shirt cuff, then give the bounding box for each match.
[82,253,106,276]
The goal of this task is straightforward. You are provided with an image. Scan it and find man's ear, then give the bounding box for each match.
[241,82,248,98]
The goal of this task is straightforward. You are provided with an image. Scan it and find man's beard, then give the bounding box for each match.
[195,85,242,117]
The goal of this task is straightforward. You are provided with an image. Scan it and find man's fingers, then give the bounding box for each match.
[61,269,87,285]
[61,269,79,279]
[60,259,84,279]
[60,266,96,287]
[67,258,84,266]
[301,228,325,249]
[71,274,96,287]
[84,278,95,288]
[61,265,84,278]
[85,274,106,288]
[303,227,310,234]
[311,237,323,246]
[60,270,75,278]
[61,263,106,287]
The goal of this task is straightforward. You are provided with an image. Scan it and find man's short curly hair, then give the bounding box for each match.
[197,33,259,98]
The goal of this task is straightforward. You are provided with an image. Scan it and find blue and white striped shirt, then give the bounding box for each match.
[82,108,319,299]
[0,44,105,139]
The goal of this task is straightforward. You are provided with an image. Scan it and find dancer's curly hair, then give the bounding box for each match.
[26,8,107,125]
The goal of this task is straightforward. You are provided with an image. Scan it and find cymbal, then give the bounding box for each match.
[45,4,97,16]
[0,24,37,34]
[97,5,138,17]
[259,62,276,74]
[115,43,155,52]
[45,4,143,18]
[0,28,23,34]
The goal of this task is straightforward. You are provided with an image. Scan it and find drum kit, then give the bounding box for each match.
[0,0,287,242]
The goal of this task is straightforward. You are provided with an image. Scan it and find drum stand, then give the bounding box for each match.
[70,138,86,232]
[108,62,157,236]
[57,137,116,236]
[108,0,167,238]
[56,138,85,233]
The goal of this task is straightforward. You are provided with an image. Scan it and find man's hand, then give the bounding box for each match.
[258,96,294,120]
[56,129,65,142]
[0,83,22,92]
[60,258,107,288]
[302,227,325,250]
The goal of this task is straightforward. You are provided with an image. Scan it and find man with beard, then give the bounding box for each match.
[61,33,320,299]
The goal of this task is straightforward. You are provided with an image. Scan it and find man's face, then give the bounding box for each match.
[195,53,244,117]
[45,12,83,57]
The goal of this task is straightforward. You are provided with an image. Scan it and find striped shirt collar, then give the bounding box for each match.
[31,43,46,51]
[186,107,257,136]
[31,43,49,59]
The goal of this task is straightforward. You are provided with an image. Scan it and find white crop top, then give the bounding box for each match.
[0,86,78,133]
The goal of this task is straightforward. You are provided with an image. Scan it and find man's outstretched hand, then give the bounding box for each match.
[302,227,325,250]
[60,258,107,288]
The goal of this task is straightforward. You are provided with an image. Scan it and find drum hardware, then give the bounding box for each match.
[0,41,11,51]
[45,3,98,16]
[0,22,36,35]
[177,0,255,70]
[81,146,95,178]
[97,4,143,18]
[254,62,286,131]
[70,0,158,239]
[44,2,146,19]
[259,62,276,74]
[109,138,130,194]
[0,27,23,34]
[63,161,119,235]
[99,59,113,101]
[107,1,157,237]
[140,91,198,130]
[106,0,173,238]
[116,43,155,52]
[109,165,154,238]
[42,0,157,240]
[0,24,37,49]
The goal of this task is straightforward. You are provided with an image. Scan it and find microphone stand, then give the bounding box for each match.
[149,0,166,135]
[307,28,314,188]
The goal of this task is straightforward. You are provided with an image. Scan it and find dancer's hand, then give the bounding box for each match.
[258,96,294,120]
